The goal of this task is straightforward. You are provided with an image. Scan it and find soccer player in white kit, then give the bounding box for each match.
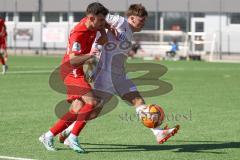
[59,4,179,152]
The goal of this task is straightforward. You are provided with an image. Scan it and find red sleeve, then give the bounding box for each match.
[3,25,7,37]
[0,26,3,36]
[68,31,87,56]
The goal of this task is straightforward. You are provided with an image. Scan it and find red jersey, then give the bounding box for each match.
[0,19,7,49]
[61,17,97,79]
[0,19,5,38]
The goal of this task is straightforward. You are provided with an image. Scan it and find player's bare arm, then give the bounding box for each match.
[69,52,94,67]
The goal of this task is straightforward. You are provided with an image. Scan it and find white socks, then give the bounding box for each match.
[135,105,147,115]
[64,122,76,135]
[69,133,77,139]
[45,131,54,138]
[2,65,5,73]
[151,127,164,136]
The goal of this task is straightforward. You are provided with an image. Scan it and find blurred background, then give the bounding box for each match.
[0,2,240,159]
[1,0,240,62]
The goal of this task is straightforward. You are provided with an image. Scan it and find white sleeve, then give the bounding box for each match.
[105,14,125,29]
[106,14,128,41]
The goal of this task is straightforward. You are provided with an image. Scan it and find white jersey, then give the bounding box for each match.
[93,14,137,95]
[98,14,133,73]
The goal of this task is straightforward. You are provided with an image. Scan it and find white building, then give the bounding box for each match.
[0,0,240,55]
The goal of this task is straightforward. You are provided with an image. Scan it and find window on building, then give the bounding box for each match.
[33,12,40,22]
[73,12,85,22]
[112,12,125,17]
[195,22,204,32]
[163,12,187,32]
[0,12,6,20]
[7,13,14,21]
[142,12,155,30]
[62,13,68,21]
[19,12,33,22]
[193,13,205,18]
[230,13,240,24]
[45,12,60,22]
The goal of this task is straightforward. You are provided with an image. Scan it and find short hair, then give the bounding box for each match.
[86,2,109,16]
[126,4,148,17]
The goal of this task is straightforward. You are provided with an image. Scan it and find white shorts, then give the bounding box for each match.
[94,70,137,97]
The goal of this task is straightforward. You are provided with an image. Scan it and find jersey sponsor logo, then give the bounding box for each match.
[119,41,132,50]
[104,41,132,52]
[104,41,117,51]
[72,42,81,52]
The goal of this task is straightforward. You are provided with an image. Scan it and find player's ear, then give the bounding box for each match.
[89,15,95,22]
[130,16,135,23]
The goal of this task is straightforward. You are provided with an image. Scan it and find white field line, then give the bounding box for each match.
[6,70,52,74]
[0,155,37,160]
[9,66,56,69]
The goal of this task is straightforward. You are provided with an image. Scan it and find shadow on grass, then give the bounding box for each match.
[77,141,240,154]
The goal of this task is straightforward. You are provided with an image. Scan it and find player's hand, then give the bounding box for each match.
[109,26,118,39]
[105,23,111,30]
[89,48,101,58]
[97,29,108,45]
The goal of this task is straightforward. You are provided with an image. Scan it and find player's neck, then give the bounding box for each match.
[129,25,135,32]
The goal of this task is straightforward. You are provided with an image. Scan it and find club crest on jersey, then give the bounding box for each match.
[72,42,81,52]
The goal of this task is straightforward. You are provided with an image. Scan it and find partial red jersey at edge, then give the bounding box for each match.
[61,17,97,78]
[60,17,97,102]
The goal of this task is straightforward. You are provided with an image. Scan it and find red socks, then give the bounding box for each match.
[49,104,94,136]
[50,111,77,136]
[71,104,94,136]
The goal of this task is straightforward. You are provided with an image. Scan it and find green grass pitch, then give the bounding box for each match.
[0,56,239,160]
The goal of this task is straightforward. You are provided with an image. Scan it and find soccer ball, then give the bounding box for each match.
[140,104,165,128]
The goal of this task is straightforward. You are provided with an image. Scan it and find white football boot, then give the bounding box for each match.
[39,134,56,151]
[152,125,180,144]
[64,135,86,153]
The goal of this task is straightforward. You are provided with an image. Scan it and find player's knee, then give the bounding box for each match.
[83,97,98,106]
[70,99,83,113]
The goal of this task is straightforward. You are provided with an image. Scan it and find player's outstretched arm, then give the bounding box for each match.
[68,31,100,67]
[69,48,100,67]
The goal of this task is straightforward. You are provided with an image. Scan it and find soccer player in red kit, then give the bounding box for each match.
[0,18,8,75]
[39,2,109,153]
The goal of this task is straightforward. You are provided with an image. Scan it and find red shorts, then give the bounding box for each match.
[0,39,7,50]
[64,75,92,103]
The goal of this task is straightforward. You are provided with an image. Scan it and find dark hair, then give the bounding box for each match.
[126,4,148,17]
[86,2,109,16]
